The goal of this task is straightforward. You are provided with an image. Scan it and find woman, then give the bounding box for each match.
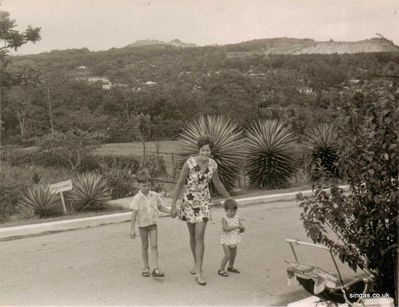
[171,135,231,286]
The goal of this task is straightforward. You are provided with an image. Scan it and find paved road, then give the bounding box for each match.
[0,200,356,306]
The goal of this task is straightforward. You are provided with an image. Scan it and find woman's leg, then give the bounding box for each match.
[228,246,237,268]
[187,222,196,273]
[194,221,207,281]
[149,225,158,269]
[139,227,150,269]
[219,245,231,271]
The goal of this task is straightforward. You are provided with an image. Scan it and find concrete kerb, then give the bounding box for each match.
[0,185,348,241]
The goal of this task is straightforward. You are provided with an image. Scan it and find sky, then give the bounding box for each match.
[2,0,399,55]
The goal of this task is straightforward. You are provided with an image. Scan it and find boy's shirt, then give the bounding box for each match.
[130,190,164,227]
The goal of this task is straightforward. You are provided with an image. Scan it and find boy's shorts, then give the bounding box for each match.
[139,224,157,231]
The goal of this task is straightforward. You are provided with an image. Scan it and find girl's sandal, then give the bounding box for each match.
[227,267,240,273]
[142,268,150,277]
[217,270,228,277]
[152,268,165,277]
[190,268,196,275]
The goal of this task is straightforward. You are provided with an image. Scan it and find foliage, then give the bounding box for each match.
[298,85,399,300]
[3,38,399,144]
[68,173,111,211]
[178,115,246,191]
[304,124,339,182]
[246,119,298,188]
[0,161,71,222]
[18,185,62,218]
[37,129,104,171]
[101,168,138,199]
[0,10,40,59]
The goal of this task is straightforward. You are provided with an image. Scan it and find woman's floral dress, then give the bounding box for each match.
[178,156,218,223]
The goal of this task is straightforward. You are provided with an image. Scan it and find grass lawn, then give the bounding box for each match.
[96,140,181,156]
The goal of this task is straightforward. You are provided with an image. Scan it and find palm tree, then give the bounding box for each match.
[246,119,298,188]
[178,115,246,191]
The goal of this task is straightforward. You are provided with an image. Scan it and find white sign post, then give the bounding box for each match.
[49,180,73,215]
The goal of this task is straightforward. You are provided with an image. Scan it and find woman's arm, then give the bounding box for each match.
[171,162,189,217]
[212,168,231,199]
[222,218,240,232]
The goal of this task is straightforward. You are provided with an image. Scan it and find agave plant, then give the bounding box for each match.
[68,173,111,212]
[304,124,339,182]
[18,184,62,218]
[178,115,246,191]
[246,120,298,188]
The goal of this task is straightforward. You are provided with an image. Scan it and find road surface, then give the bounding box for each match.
[0,200,356,306]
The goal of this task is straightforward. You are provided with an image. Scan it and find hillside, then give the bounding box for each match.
[225,37,399,56]
[125,39,197,48]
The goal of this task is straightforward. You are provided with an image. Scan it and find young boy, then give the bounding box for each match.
[130,169,171,277]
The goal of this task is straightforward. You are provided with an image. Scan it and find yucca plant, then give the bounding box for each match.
[304,124,339,182]
[246,119,298,188]
[178,115,246,191]
[18,184,62,218]
[68,173,111,212]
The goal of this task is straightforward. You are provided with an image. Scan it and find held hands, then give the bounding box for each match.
[170,205,177,218]
[239,226,245,233]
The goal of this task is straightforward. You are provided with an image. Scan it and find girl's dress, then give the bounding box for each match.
[221,214,241,247]
[178,156,218,223]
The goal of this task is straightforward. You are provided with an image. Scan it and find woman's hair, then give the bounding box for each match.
[224,198,238,210]
[136,168,151,183]
[197,135,214,150]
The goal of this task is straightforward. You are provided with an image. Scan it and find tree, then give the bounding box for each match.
[3,61,42,138]
[298,84,399,302]
[0,10,40,59]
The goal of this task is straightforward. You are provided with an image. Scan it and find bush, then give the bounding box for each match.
[68,173,111,211]
[246,119,298,188]
[178,115,246,191]
[0,162,72,222]
[0,185,22,223]
[304,124,339,182]
[298,86,398,302]
[18,185,63,218]
[101,168,138,199]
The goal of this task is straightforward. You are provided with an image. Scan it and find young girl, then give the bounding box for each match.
[218,198,245,277]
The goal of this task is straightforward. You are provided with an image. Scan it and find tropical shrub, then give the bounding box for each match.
[298,85,399,302]
[304,124,339,182]
[246,119,298,188]
[0,162,72,222]
[178,115,246,191]
[68,173,111,211]
[18,184,62,218]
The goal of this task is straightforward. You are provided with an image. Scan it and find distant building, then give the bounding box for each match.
[298,86,314,94]
[144,81,158,85]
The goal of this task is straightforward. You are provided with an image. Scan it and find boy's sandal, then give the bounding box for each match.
[142,268,150,277]
[190,268,196,275]
[217,270,228,277]
[227,267,240,273]
[152,268,165,277]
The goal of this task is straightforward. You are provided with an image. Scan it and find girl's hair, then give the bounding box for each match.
[224,198,238,210]
[136,168,151,183]
[197,135,214,151]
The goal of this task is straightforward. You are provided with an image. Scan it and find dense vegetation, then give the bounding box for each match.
[2,41,398,144]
